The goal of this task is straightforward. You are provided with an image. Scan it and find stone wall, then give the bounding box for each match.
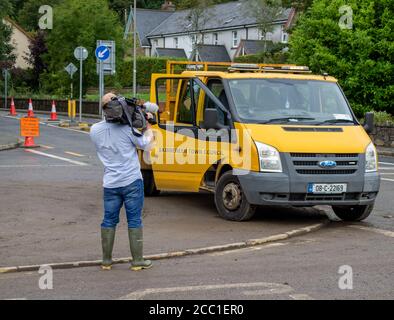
[370,125,394,148]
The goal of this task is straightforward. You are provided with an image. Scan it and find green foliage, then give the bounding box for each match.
[0,0,15,68]
[234,42,289,63]
[234,51,290,64]
[372,111,394,126]
[118,56,169,87]
[41,0,124,95]
[289,0,394,115]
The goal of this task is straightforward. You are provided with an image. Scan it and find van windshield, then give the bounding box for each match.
[228,79,355,125]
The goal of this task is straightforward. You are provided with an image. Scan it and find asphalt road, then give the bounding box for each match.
[0,113,393,300]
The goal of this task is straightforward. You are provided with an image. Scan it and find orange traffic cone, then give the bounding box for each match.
[27,99,35,117]
[48,100,58,121]
[9,97,17,116]
[23,136,38,148]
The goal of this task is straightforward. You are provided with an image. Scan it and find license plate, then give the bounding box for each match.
[307,183,347,194]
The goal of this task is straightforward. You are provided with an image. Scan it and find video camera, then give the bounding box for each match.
[103,96,158,134]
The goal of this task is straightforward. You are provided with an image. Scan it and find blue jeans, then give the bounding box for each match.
[102,179,144,229]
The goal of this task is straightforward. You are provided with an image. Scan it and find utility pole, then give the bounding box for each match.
[133,0,137,97]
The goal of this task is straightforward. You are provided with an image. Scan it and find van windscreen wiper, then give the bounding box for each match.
[260,117,316,124]
[317,119,356,125]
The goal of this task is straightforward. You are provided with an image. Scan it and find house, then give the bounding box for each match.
[127,0,295,61]
[3,17,32,69]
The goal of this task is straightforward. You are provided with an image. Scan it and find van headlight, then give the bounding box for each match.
[365,142,378,172]
[255,142,283,173]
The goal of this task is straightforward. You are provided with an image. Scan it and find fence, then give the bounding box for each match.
[0,97,100,116]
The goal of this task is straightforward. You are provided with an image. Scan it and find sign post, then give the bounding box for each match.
[64,63,78,99]
[74,47,88,123]
[96,40,116,118]
[95,44,111,118]
[2,69,9,110]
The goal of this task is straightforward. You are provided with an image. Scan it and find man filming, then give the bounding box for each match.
[90,93,156,271]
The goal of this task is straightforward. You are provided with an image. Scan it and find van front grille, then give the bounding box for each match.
[296,169,357,175]
[290,153,360,175]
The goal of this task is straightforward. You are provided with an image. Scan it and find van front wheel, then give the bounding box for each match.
[214,171,256,221]
[332,204,374,221]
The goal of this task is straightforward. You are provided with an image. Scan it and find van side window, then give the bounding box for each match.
[204,79,229,126]
[177,80,197,125]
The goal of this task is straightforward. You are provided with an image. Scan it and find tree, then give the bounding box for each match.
[242,0,284,56]
[41,0,124,95]
[17,0,61,31]
[25,30,48,89]
[0,0,15,69]
[289,0,394,116]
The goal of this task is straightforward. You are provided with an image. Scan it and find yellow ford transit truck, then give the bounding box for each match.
[141,62,380,222]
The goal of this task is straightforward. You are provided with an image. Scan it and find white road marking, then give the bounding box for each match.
[382,178,394,182]
[46,123,90,134]
[40,145,54,149]
[0,164,80,168]
[289,294,315,300]
[348,225,394,238]
[1,113,91,134]
[120,282,294,300]
[379,162,394,166]
[25,149,88,166]
[65,151,85,157]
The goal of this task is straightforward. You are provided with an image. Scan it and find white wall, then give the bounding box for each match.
[3,19,31,69]
[148,23,288,60]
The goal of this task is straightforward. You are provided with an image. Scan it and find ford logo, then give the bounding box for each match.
[319,160,337,168]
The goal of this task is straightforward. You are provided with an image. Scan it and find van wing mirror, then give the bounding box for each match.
[203,108,226,130]
[364,112,375,134]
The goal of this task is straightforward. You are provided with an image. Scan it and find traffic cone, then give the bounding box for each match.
[9,97,17,116]
[48,100,58,121]
[27,99,35,117]
[22,136,38,148]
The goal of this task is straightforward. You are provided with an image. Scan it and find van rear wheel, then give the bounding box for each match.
[142,170,160,197]
[214,171,256,221]
[332,204,374,221]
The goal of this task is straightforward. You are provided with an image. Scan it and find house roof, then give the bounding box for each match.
[147,1,292,38]
[3,17,33,41]
[191,45,231,62]
[131,9,173,47]
[236,39,274,56]
[155,48,187,59]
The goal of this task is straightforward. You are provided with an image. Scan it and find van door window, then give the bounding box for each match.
[204,79,229,126]
[177,80,197,125]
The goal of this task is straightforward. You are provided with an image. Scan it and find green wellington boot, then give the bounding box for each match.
[128,228,153,271]
[101,228,116,270]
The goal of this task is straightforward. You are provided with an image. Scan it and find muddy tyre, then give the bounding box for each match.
[332,204,374,221]
[214,171,256,221]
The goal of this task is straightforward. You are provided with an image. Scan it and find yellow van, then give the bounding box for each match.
[141,62,380,222]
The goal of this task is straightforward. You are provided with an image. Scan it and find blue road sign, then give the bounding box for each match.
[95,45,110,61]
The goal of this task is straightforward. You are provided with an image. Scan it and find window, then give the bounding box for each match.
[232,31,239,47]
[281,26,288,43]
[154,39,158,47]
[213,33,218,45]
[174,37,179,48]
[204,79,229,126]
[177,80,197,125]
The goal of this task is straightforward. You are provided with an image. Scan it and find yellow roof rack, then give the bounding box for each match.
[228,64,312,74]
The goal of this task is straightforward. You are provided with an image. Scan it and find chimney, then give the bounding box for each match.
[162,1,176,11]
